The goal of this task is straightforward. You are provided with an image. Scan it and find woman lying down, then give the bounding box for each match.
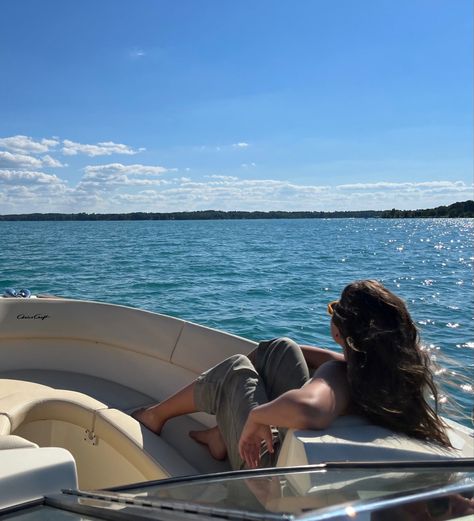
[133,280,452,470]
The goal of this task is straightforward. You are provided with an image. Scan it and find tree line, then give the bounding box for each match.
[379,200,473,218]
[0,200,472,221]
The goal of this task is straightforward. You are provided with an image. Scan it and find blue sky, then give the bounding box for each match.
[0,0,472,213]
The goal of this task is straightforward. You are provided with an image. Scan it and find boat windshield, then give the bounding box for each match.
[40,461,474,521]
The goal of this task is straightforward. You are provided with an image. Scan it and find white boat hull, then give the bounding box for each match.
[0,297,472,491]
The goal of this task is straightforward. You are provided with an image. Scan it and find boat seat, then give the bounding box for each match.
[95,408,196,478]
[0,371,154,410]
[0,415,12,436]
[0,375,230,475]
[0,389,107,433]
[0,387,196,481]
[0,377,54,397]
[277,415,461,467]
[0,435,38,450]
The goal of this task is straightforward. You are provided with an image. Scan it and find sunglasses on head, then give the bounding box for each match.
[327,300,339,316]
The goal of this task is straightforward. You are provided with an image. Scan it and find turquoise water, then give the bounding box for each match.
[1,218,473,423]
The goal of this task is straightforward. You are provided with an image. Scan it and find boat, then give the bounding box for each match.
[1,292,473,519]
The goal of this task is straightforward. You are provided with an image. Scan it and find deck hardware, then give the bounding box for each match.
[84,429,98,445]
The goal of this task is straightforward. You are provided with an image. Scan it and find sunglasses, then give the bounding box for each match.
[327,300,339,316]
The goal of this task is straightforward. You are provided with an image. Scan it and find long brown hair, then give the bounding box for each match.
[331,280,451,447]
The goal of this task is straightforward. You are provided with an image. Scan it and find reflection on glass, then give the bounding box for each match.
[125,467,474,517]
[372,492,474,520]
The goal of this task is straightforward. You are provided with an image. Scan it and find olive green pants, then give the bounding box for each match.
[194,337,310,470]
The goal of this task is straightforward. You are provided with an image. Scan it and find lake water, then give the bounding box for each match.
[0,218,473,424]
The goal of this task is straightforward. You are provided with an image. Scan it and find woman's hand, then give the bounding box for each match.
[238,411,273,469]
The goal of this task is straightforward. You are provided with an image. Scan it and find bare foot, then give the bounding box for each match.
[132,406,165,435]
[189,426,228,461]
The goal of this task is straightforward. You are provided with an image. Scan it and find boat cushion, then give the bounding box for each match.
[96,409,196,478]
[277,415,459,467]
[0,378,53,396]
[0,390,106,432]
[0,372,154,410]
[0,385,197,479]
[0,435,38,450]
[0,415,11,436]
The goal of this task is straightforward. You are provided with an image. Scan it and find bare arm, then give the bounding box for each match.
[238,361,351,468]
[298,344,345,370]
[250,360,350,429]
[248,343,344,370]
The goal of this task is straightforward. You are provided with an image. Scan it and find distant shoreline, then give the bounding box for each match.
[0,200,472,221]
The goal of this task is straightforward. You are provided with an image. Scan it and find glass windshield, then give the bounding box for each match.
[109,465,474,517]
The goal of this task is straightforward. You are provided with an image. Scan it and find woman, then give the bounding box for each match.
[133,280,451,469]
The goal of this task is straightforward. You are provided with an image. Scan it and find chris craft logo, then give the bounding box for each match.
[16,313,50,321]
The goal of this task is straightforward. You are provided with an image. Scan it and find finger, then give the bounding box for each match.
[238,436,251,461]
[243,444,259,469]
[248,446,258,469]
[253,443,262,468]
[254,449,261,468]
[264,430,274,454]
[243,448,254,469]
[240,443,252,468]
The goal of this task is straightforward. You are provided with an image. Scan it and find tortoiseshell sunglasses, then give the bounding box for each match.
[327,300,339,316]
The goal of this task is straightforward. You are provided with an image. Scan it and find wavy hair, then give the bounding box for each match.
[331,280,451,447]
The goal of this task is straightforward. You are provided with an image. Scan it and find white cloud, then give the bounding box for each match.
[115,191,166,203]
[69,175,471,213]
[0,151,68,169]
[84,163,171,177]
[0,169,66,186]
[157,178,330,210]
[331,181,473,204]
[0,169,70,212]
[109,178,470,213]
[196,142,250,152]
[337,181,467,191]
[41,155,66,168]
[0,151,43,169]
[62,140,145,157]
[0,154,471,213]
[0,135,59,154]
[79,176,168,191]
[76,163,173,194]
[129,48,146,58]
[206,175,239,181]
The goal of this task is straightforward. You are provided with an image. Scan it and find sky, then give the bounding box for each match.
[0,0,472,214]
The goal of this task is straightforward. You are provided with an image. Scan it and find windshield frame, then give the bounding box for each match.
[107,458,474,493]
[36,459,474,521]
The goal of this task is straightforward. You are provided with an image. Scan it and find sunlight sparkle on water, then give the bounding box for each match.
[457,342,474,349]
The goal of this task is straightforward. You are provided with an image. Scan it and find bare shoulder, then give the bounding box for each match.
[306,360,351,414]
[295,360,352,426]
[311,359,348,382]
